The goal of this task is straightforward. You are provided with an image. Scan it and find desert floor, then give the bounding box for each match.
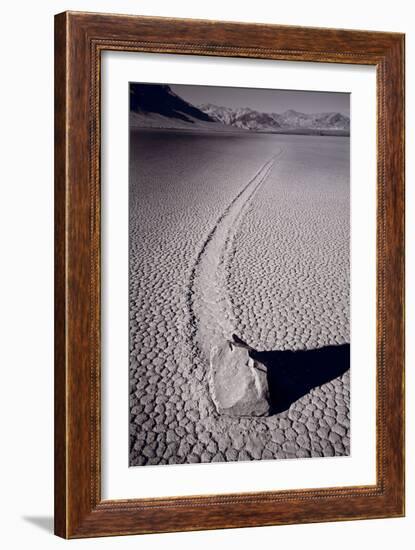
[129,130,350,466]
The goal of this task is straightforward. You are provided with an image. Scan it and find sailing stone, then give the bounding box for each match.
[209,342,270,417]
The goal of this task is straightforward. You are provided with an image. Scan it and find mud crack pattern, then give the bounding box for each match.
[129,130,350,466]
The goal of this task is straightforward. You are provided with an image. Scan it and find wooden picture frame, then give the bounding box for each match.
[54,11,405,538]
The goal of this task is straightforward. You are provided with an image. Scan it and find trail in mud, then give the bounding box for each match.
[186,150,282,363]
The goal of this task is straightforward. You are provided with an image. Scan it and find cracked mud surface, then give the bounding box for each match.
[129,130,350,466]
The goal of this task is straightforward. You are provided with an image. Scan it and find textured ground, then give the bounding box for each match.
[129,129,350,466]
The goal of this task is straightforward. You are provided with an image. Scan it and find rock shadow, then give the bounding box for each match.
[232,335,350,414]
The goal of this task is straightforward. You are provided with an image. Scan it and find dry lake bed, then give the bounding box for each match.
[129,129,350,466]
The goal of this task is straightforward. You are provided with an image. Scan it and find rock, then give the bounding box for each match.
[209,341,270,417]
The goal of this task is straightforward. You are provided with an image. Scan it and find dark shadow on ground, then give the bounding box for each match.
[22,516,54,533]
[232,335,350,414]
[252,344,350,413]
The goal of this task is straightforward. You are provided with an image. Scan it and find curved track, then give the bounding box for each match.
[187,151,282,363]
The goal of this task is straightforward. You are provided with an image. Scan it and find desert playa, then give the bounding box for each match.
[129,84,350,466]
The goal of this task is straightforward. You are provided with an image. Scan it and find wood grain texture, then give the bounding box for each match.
[54,11,405,539]
[54,11,68,539]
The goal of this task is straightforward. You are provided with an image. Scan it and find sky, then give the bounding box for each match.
[170,83,350,116]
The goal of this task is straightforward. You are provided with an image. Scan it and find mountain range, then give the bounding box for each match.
[130,84,350,135]
[198,104,350,133]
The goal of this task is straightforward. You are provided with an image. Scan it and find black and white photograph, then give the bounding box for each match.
[129,82,351,467]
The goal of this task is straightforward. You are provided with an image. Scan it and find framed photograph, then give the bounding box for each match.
[54,11,405,538]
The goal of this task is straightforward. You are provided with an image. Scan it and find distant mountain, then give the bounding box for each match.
[130,83,214,125]
[199,104,350,135]
[198,104,281,131]
[129,84,350,135]
[275,109,350,131]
